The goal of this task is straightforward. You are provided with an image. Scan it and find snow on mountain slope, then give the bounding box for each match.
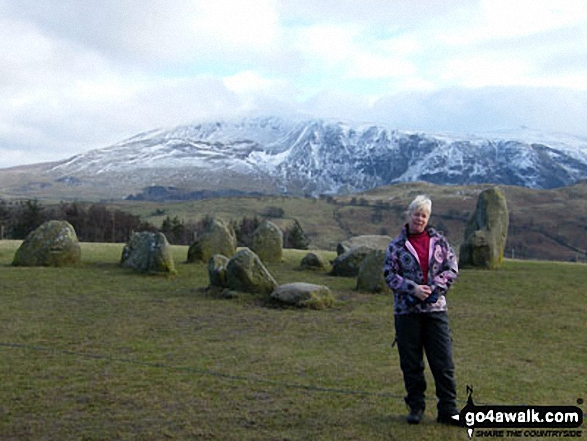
[48,116,587,196]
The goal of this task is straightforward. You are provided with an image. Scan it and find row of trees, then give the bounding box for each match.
[0,199,310,250]
[0,200,150,243]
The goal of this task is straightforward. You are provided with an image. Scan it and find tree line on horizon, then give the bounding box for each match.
[0,199,310,250]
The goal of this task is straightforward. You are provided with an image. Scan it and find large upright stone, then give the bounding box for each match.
[226,248,278,295]
[121,231,176,274]
[459,187,509,269]
[12,220,81,267]
[187,219,236,263]
[251,220,283,263]
[356,249,391,293]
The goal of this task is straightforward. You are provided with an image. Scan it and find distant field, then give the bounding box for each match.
[3,180,587,261]
[106,180,587,262]
[0,241,585,440]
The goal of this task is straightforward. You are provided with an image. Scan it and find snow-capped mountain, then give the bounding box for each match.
[46,116,587,198]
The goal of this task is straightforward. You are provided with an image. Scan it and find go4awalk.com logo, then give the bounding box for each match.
[453,387,584,439]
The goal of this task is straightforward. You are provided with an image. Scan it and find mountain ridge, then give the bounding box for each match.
[2,116,587,200]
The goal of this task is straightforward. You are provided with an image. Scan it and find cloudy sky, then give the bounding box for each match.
[2,0,587,168]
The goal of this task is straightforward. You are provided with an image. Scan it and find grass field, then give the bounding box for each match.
[0,240,585,440]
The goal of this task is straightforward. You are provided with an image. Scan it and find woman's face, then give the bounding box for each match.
[409,209,429,234]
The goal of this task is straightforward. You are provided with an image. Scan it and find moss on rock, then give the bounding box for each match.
[12,220,81,267]
[459,187,509,269]
[121,232,176,274]
[270,282,335,309]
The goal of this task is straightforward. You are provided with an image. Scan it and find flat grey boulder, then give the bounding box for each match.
[12,220,81,267]
[271,283,334,309]
[336,235,391,256]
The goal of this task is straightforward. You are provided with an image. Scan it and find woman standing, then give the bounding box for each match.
[383,195,459,425]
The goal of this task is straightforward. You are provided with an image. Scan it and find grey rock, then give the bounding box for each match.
[331,245,373,277]
[12,220,81,267]
[271,282,334,309]
[226,248,278,295]
[300,252,331,271]
[121,231,176,274]
[356,249,391,293]
[336,235,392,256]
[208,254,229,287]
[251,220,283,263]
[187,219,236,263]
[459,187,509,269]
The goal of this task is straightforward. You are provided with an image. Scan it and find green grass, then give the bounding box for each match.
[0,241,585,440]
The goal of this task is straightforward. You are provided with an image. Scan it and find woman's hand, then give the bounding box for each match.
[413,285,432,301]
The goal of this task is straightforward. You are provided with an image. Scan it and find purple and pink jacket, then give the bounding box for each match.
[384,225,458,316]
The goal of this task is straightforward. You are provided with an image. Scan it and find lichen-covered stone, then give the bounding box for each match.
[187,219,236,263]
[12,220,81,267]
[459,187,509,269]
[121,231,176,274]
[336,235,391,256]
[300,252,331,271]
[331,245,372,277]
[356,249,391,293]
[208,254,229,287]
[225,248,277,295]
[251,220,283,263]
[271,282,334,309]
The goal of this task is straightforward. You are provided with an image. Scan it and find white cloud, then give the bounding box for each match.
[348,53,416,79]
[223,70,295,96]
[369,87,587,135]
[1,0,587,168]
[479,0,587,40]
[441,56,532,88]
[294,24,358,66]
[191,0,279,48]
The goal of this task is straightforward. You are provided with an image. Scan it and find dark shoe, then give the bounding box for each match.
[407,408,424,424]
[437,414,461,426]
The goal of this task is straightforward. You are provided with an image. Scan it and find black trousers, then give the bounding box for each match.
[394,311,458,416]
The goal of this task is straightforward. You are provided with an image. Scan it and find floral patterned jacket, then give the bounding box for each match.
[384,225,458,315]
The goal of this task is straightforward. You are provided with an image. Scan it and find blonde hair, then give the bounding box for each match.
[407,194,432,216]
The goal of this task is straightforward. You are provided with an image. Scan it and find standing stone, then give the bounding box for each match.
[459,187,509,269]
[208,254,229,288]
[187,219,236,263]
[226,248,278,295]
[121,231,176,274]
[12,220,81,267]
[356,249,391,293]
[251,220,283,263]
